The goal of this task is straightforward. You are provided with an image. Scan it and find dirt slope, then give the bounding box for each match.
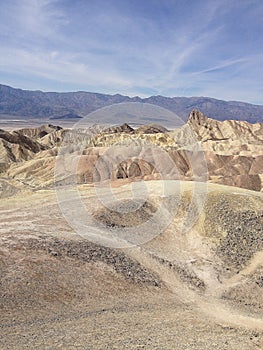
[0,181,262,349]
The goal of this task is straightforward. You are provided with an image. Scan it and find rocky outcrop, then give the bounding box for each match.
[103,123,134,134]
[102,123,168,135]
[135,124,169,134]
[0,129,46,166]
[188,109,263,143]
[16,124,62,139]
[1,113,263,192]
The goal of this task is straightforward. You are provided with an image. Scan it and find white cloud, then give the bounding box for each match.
[0,0,262,103]
[0,46,129,90]
[17,0,68,37]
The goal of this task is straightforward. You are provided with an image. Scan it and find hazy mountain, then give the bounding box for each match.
[0,84,262,123]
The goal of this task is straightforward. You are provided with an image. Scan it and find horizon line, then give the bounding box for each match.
[1,82,263,107]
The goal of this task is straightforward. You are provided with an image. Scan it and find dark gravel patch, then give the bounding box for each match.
[204,193,263,269]
[26,236,161,287]
[93,199,157,228]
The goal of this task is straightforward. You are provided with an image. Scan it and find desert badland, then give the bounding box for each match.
[0,105,262,349]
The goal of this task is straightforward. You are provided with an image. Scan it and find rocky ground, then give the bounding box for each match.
[0,113,262,349]
[0,181,262,349]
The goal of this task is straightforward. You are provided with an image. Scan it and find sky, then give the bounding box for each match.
[0,0,262,104]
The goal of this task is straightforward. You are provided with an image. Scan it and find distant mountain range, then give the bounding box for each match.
[0,84,262,123]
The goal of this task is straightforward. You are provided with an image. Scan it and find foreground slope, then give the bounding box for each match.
[0,181,262,349]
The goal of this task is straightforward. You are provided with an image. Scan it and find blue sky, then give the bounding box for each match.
[0,0,262,103]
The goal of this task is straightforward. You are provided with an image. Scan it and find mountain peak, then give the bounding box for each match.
[187,109,209,125]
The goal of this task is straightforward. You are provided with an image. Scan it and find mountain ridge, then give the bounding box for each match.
[0,84,262,123]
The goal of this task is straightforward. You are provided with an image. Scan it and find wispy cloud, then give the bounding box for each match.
[0,46,129,90]
[0,0,262,103]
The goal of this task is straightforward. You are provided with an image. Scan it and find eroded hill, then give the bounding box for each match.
[0,111,262,195]
[0,110,263,349]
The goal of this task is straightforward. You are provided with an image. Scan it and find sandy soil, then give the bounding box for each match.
[0,181,262,349]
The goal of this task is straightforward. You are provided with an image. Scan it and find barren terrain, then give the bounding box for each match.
[0,180,263,349]
[0,112,262,349]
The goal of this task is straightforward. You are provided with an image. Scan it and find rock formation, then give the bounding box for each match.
[0,111,262,193]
